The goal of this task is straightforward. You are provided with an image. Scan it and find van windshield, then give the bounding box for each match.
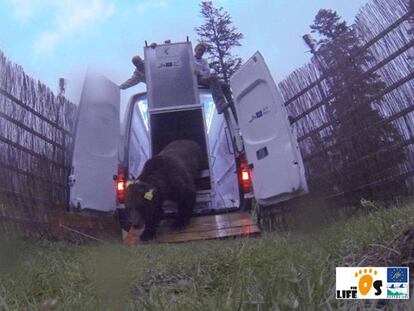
[135,91,215,132]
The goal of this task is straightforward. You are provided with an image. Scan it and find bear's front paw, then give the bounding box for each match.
[140,229,156,241]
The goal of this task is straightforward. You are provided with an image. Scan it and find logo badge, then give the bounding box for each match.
[387,267,409,299]
[144,190,154,201]
[336,267,409,299]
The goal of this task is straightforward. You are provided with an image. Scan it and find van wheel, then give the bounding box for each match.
[240,198,253,211]
[254,201,263,227]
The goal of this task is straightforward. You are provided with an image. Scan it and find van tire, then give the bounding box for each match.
[240,198,253,211]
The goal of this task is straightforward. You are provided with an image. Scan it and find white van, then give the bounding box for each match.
[68,40,308,231]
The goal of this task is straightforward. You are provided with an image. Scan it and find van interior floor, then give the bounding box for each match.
[124,211,260,245]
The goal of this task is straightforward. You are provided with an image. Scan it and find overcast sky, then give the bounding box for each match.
[0,0,369,106]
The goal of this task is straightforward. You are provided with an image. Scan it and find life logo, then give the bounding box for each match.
[336,267,409,299]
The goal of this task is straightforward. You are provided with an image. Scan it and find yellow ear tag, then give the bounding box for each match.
[144,190,153,201]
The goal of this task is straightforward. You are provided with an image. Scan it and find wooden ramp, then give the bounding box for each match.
[124,211,260,245]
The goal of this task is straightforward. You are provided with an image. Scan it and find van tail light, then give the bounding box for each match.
[115,165,126,203]
[238,154,252,193]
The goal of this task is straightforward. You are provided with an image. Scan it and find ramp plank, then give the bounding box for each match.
[124,211,260,245]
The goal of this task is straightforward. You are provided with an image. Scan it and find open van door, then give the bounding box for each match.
[69,73,120,212]
[230,52,308,206]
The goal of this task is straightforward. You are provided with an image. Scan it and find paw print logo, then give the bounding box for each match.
[355,268,377,295]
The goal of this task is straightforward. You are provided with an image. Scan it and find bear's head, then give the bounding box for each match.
[125,181,160,228]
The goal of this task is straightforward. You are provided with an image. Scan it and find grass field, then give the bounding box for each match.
[1,201,413,310]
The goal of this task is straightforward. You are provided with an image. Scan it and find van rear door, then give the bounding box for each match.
[230,52,308,205]
[69,73,120,212]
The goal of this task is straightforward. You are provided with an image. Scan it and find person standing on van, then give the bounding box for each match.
[119,43,158,90]
[119,55,146,90]
[194,43,237,121]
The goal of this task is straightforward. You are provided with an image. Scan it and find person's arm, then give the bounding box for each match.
[119,70,145,89]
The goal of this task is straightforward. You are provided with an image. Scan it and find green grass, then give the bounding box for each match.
[1,201,414,310]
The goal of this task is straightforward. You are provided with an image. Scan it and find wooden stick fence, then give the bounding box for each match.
[0,50,77,238]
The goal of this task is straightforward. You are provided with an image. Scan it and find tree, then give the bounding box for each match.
[195,1,243,84]
[308,9,406,201]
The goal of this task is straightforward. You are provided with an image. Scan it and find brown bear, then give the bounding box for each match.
[125,140,202,241]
